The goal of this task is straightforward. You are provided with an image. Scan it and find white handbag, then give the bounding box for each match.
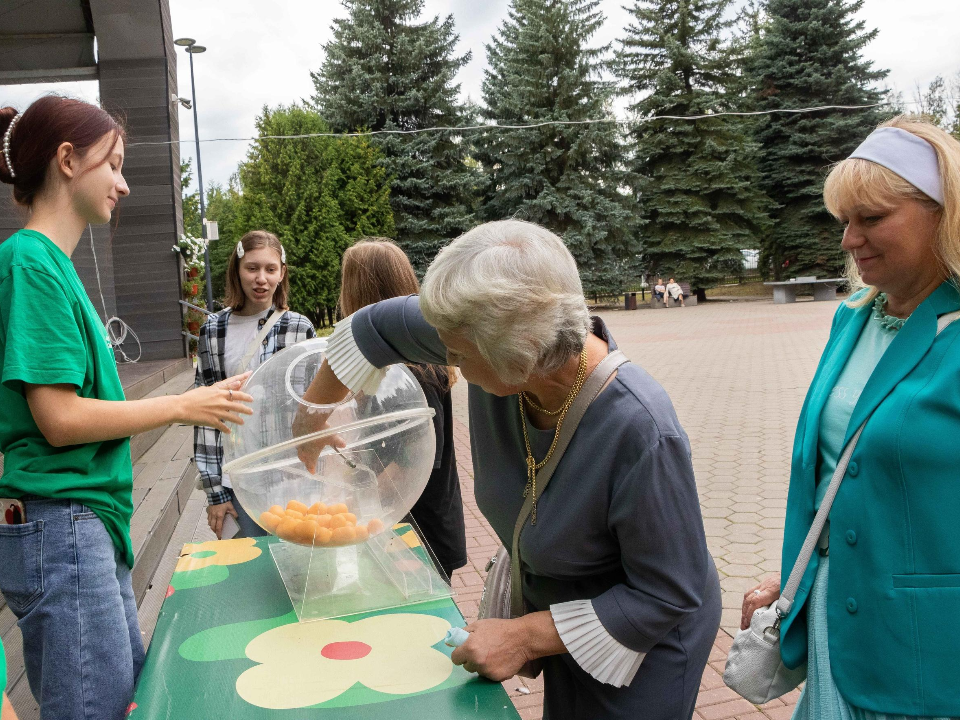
[722,424,863,703]
[724,309,960,704]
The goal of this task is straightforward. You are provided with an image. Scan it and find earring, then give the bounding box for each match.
[236,241,245,258]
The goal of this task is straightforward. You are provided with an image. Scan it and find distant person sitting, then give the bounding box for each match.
[654,278,666,303]
[666,278,686,307]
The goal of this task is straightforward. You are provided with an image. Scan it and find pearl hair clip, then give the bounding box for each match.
[3,113,21,178]
[236,240,286,263]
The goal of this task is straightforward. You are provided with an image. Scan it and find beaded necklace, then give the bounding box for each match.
[873,292,908,332]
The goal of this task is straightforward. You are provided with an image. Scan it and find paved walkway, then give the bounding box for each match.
[448,298,839,720]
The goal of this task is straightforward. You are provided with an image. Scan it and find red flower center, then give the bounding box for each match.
[320,641,372,661]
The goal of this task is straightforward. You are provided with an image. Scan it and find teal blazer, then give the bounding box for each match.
[780,281,960,716]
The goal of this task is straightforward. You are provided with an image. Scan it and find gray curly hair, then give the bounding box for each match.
[420,220,591,386]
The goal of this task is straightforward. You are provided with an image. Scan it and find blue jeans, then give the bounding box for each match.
[0,497,144,720]
[226,487,268,538]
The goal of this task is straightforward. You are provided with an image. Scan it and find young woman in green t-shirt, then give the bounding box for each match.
[0,97,253,720]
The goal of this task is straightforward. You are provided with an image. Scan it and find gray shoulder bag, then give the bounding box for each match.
[724,309,960,704]
[477,349,629,678]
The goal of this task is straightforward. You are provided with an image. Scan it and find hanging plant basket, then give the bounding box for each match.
[187,320,200,334]
[190,283,199,296]
[187,267,199,278]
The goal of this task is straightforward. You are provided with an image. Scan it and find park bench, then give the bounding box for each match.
[651,282,697,308]
[763,276,843,304]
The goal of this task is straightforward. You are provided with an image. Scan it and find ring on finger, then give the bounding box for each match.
[228,388,234,401]
[753,589,762,597]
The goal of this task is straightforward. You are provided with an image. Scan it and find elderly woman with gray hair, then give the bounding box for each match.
[299,220,721,719]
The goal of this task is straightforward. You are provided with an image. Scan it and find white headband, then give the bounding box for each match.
[237,240,286,263]
[848,126,944,206]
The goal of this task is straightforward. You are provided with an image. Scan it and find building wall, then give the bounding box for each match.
[0,0,186,361]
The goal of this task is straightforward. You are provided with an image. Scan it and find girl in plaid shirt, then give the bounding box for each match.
[194,230,315,538]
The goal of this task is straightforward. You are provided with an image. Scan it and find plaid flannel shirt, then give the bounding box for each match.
[194,307,315,505]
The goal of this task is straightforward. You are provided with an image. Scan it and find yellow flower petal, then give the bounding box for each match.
[235,614,453,709]
[237,659,354,709]
[175,537,261,572]
[350,613,449,649]
[358,645,452,695]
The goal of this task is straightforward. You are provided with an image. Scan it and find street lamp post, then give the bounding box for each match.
[174,37,214,310]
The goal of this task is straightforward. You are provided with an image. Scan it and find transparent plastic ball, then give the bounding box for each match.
[222,338,436,548]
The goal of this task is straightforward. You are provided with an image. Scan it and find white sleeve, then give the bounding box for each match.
[550,600,645,687]
[325,313,386,395]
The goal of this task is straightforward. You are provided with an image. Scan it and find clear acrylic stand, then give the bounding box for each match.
[271,525,454,622]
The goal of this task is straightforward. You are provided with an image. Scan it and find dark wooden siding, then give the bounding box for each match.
[0,0,187,362]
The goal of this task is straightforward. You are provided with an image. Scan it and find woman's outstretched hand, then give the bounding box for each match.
[294,359,351,473]
[179,372,254,433]
[740,574,782,630]
[293,409,346,474]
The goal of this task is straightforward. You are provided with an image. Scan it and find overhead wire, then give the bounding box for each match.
[127,101,902,147]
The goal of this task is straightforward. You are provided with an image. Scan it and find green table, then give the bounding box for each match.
[131,529,519,719]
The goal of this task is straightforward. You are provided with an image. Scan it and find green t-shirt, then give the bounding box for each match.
[0,229,134,567]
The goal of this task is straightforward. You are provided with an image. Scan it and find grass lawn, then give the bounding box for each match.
[705,281,773,298]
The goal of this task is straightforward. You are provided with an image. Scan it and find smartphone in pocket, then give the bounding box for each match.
[0,498,26,525]
[221,512,240,540]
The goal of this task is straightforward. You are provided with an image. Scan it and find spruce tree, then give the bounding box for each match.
[476,0,638,296]
[749,0,887,278]
[236,105,394,326]
[311,0,476,273]
[615,0,773,299]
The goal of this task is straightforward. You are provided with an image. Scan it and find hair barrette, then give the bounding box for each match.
[2,112,21,179]
[236,240,245,258]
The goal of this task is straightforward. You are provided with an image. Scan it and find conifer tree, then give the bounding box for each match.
[615,0,772,298]
[311,0,476,273]
[748,0,887,278]
[235,105,394,326]
[476,0,638,296]
[205,177,243,303]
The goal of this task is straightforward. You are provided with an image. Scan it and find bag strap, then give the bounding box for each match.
[509,349,630,617]
[233,309,283,376]
[776,308,960,618]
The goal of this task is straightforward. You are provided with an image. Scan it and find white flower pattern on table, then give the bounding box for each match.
[236,613,453,709]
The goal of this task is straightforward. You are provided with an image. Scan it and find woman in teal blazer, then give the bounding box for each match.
[740,117,960,719]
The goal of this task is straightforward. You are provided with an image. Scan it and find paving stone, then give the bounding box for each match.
[722,552,763,565]
[723,563,765,578]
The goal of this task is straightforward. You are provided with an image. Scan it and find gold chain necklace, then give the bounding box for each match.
[518,348,589,524]
[522,392,564,416]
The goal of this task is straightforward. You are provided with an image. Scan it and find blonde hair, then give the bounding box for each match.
[340,238,456,389]
[823,115,960,306]
[339,239,420,316]
[224,230,289,311]
[420,220,591,386]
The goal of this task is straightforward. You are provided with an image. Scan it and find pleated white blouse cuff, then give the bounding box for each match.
[550,600,645,687]
[326,313,386,395]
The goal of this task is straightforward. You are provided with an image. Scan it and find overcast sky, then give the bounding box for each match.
[4,0,959,190]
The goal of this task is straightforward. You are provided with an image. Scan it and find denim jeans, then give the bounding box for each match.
[226,487,269,538]
[0,497,144,720]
